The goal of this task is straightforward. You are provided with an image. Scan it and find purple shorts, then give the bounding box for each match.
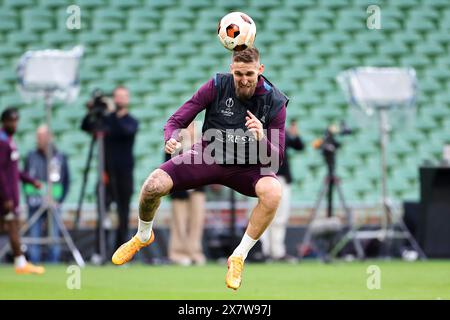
[159,143,277,198]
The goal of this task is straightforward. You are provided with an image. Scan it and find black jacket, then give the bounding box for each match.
[276,132,304,184]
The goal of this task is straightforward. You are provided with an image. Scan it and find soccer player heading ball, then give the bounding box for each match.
[113,14,287,291]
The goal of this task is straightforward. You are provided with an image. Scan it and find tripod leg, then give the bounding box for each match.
[0,204,48,262]
[74,136,96,229]
[333,181,365,259]
[299,179,327,259]
[52,206,85,267]
[396,216,427,260]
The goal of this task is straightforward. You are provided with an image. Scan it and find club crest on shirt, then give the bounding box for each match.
[221,97,235,117]
[10,150,19,161]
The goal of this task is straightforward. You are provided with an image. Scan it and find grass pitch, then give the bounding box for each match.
[0,260,449,300]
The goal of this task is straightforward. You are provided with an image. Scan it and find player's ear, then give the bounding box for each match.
[258,63,265,75]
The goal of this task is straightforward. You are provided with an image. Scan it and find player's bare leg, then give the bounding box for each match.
[112,169,173,265]
[226,177,282,290]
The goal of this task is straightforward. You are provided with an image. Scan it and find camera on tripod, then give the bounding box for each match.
[313,121,353,171]
[85,89,111,128]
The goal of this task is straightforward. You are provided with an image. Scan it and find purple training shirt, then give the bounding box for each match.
[164,76,286,165]
[0,129,36,215]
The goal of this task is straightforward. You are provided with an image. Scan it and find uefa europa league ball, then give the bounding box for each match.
[217,12,256,51]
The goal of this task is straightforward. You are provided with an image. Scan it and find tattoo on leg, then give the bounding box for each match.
[139,196,160,221]
[138,170,171,221]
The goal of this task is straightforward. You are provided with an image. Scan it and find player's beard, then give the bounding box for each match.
[235,84,256,100]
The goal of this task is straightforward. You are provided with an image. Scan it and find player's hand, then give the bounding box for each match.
[33,181,42,189]
[3,200,14,213]
[245,110,264,141]
[165,138,182,154]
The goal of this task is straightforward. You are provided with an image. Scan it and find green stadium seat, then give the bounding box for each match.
[22,8,53,21]
[77,32,109,46]
[328,56,359,69]
[79,67,101,83]
[390,0,420,10]
[93,8,124,22]
[318,0,349,9]
[378,42,409,57]
[93,20,123,32]
[342,42,373,57]
[414,42,445,57]
[42,31,75,47]
[129,8,160,21]
[167,43,198,58]
[178,0,212,10]
[112,32,144,46]
[303,8,335,21]
[418,77,441,95]
[320,32,352,46]
[103,68,135,83]
[267,8,300,21]
[300,19,331,33]
[0,94,24,109]
[425,68,449,82]
[307,42,339,58]
[303,80,335,96]
[406,19,436,32]
[164,8,196,22]
[426,32,450,45]
[37,0,68,8]
[142,0,176,10]
[118,56,148,71]
[292,54,324,69]
[174,68,208,83]
[0,20,18,32]
[97,44,128,58]
[160,20,191,33]
[285,0,315,9]
[269,20,298,34]
[409,7,439,20]
[132,44,164,59]
[415,113,438,133]
[128,19,158,33]
[110,0,140,9]
[392,31,423,45]
[81,55,115,71]
[334,19,364,32]
[3,0,34,8]
[426,0,450,9]
[400,55,431,69]
[145,95,178,110]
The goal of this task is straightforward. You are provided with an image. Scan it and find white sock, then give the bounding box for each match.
[14,255,27,268]
[136,219,153,242]
[232,233,258,260]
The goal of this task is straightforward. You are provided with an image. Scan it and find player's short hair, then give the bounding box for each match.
[232,47,260,64]
[1,107,19,122]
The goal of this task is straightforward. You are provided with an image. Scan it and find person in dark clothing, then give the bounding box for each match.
[261,119,304,261]
[0,107,44,274]
[23,124,70,263]
[81,86,139,255]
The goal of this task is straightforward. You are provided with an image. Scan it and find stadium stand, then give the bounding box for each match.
[0,0,449,211]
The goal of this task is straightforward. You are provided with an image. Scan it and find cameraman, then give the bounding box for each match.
[81,86,139,254]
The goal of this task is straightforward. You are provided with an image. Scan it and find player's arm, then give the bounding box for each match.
[245,106,287,165]
[164,78,217,154]
[0,142,14,206]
